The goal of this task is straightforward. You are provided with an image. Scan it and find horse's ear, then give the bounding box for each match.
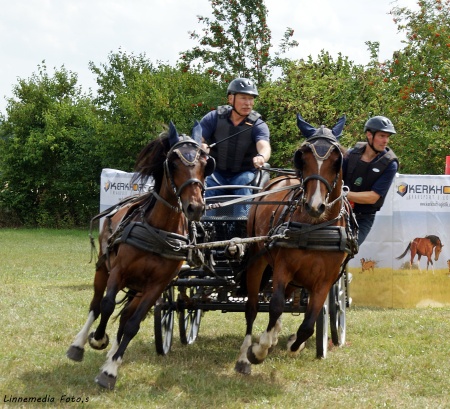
[191,120,202,145]
[296,114,317,138]
[332,115,346,141]
[293,149,303,170]
[168,121,179,147]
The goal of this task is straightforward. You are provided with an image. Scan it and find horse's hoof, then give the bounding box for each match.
[247,345,264,365]
[95,372,116,390]
[88,332,109,350]
[287,334,306,355]
[234,361,252,375]
[66,345,84,362]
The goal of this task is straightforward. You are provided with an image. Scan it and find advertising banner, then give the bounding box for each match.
[349,174,450,308]
[99,169,152,228]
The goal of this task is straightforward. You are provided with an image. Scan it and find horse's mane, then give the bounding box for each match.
[132,131,171,193]
[425,235,441,246]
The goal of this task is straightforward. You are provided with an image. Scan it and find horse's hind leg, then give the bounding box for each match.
[287,287,329,355]
[66,265,109,362]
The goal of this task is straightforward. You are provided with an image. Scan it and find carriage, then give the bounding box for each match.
[153,168,353,360]
[67,116,358,389]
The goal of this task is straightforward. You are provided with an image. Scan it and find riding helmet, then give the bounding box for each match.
[227,78,259,97]
[364,116,396,135]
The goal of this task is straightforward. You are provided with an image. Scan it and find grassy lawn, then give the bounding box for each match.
[1,229,449,408]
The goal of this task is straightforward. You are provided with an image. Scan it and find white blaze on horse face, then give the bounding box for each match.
[310,159,325,210]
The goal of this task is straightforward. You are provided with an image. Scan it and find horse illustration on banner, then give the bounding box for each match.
[396,235,444,273]
[360,258,376,273]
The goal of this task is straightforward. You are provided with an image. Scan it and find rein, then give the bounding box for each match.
[207,181,303,210]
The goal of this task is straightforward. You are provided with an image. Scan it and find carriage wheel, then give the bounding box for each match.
[154,287,175,356]
[329,274,346,347]
[315,293,329,358]
[178,287,202,345]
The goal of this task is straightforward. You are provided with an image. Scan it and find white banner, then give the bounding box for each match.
[99,169,153,228]
[349,174,450,308]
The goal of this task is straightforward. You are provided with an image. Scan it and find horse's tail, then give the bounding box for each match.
[396,242,412,260]
[112,289,140,322]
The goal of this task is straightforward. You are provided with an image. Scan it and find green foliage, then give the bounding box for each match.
[91,50,224,171]
[383,0,450,174]
[259,51,393,168]
[178,0,297,85]
[0,63,101,227]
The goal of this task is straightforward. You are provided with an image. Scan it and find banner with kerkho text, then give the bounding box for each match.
[99,169,153,228]
[349,174,450,308]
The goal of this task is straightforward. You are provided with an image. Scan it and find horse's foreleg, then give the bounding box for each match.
[89,276,121,351]
[247,281,285,365]
[428,258,435,274]
[95,293,155,390]
[235,259,266,375]
[66,267,109,361]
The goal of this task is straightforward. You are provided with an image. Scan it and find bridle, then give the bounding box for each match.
[155,138,215,213]
[295,133,344,209]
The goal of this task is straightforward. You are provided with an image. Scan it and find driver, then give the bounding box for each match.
[200,78,271,217]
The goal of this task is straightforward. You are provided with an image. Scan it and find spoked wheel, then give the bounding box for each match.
[315,293,329,358]
[329,274,346,347]
[178,287,202,345]
[154,286,175,356]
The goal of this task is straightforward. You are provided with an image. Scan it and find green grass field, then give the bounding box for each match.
[1,229,450,408]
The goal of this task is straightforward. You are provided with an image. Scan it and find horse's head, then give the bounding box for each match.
[293,114,346,219]
[165,121,215,221]
[434,240,443,261]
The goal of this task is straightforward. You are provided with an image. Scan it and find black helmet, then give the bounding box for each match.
[364,116,396,135]
[227,78,259,97]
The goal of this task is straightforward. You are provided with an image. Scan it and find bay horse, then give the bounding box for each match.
[66,122,215,390]
[235,114,358,375]
[396,235,443,273]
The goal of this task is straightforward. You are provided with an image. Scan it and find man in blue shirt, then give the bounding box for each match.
[200,78,271,217]
[343,116,398,245]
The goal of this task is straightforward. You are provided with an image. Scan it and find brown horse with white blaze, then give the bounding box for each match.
[66,122,215,390]
[396,235,443,273]
[235,114,357,375]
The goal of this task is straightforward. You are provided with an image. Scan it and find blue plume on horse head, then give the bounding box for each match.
[297,113,346,141]
[191,120,203,145]
[331,115,346,141]
[168,121,179,147]
[296,114,318,138]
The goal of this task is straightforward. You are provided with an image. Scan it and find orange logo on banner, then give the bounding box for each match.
[397,183,408,197]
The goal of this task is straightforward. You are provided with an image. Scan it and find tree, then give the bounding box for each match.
[178,0,298,85]
[90,50,224,171]
[258,51,393,167]
[0,63,102,227]
[383,0,450,174]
